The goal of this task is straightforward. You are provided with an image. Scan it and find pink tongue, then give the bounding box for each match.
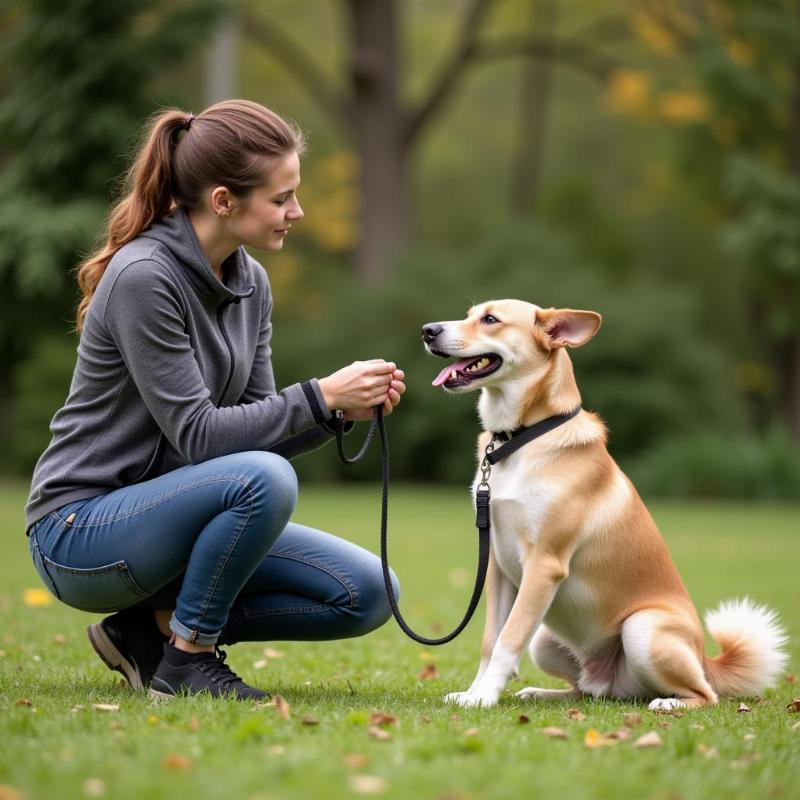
[432,357,476,387]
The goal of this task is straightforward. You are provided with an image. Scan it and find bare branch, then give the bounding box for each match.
[241,10,354,135]
[471,34,621,82]
[404,0,495,146]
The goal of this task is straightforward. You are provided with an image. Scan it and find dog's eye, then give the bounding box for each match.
[481,314,499,325]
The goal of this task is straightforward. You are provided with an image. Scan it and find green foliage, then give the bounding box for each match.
[271,223,746,485]
[630,424,800,501]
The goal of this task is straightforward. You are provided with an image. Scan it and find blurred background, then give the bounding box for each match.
[1,0,799,499]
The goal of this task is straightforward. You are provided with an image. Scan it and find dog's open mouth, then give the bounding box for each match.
[431,354,503,388]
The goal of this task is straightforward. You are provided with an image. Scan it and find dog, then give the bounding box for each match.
[422,299,788,710]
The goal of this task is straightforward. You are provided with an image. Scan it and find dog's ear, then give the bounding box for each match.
[534,308,602,349]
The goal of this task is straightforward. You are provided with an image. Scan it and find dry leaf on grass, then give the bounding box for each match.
[52,633,66,645]
[162,753,192,771]
[743,733,756,741]
[790,721,800,731]
[737,703,752,713]
[697,744,719,758]
[263,648,285,659]
[623,713,642,728]
[584,729,617,748]
[83,778,105,797]
[301,716,319,726]
[464,727,480,737]
[91,704,119,713]
[369,712,396,727]
[658,721,673,730]
[419,715,432,724]
[518,714,531,724]
[273,695,290,720]
[0,785,27,800]
[418,663,438,680]
[634,731,663,748]
[15,699,32,707]
[606,727,633,741]
[786,699,800,713]
[268,745,286,756]
[367,725,391,741]
[252,659,268,670]
[22,588,52,608]
[786,674,797,685]
[542,727,568,739]
[188,716,200,731]
[343,754,370,769]
[348,775,387,795]
[450,714,462,722]
[566,708,586,721]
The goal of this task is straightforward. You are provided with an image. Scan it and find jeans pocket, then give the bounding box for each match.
[38,552,149,613]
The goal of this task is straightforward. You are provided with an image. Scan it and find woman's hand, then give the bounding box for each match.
[318,360,406,421]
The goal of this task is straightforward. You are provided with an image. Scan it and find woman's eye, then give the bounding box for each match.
[482,314,499,324]
[274,198,287,206]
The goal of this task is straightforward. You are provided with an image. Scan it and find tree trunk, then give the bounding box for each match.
[510,0,558,216]
[205,11,239,107]
[347,0,408,284]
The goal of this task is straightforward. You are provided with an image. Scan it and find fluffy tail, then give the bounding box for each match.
[703,597,789,697]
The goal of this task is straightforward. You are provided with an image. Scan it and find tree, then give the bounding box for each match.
[242,0,622,282]
[0,0,224,467]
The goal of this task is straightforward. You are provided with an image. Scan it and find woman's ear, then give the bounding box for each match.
[534,308,602,349]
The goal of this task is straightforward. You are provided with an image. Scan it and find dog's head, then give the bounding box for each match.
[422,299,602,393]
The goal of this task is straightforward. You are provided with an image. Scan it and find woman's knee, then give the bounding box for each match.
[220,450,298,521]
[353,560,399,635]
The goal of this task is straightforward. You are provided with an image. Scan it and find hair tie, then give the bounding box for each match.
[183,114,195,131]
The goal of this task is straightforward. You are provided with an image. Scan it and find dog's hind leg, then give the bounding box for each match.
[621,610,718,710]
[516,626,583,701]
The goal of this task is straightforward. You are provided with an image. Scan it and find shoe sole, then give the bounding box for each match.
[148,687,175,701]
[86,622,144,691]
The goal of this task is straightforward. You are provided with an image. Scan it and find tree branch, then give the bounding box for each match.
[404,0,495,147]
[241,10,355,135]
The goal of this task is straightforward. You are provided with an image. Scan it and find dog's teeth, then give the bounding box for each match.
[451,370,458,381]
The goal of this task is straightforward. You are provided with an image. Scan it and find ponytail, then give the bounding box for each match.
[75,100,304,333]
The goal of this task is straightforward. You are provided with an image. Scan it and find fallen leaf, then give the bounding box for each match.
[542,727,568,739]
[367,725,391,741]
[369,712,396,727]
[162,753,192,771]
[268,745,286,756]
[658,721,673,729]
[263,648,285,659]
[273,695,290,720]
[91,704,119,713]
[791,721,800,730]
[464,727,480,736]
[450,714,462,722]
[566,708,586,721]
[418,651,432,661]
[418,663,438,680]
[786,674,797,685]
[584,729,617,748]
[15,698,32,707]
[301,715,319,726]
[348,775,387,795]
[83,778,105,797]
[634,731,663,748]
[188,716,199,731]
[53,634,66,645]
[253,659,268,670]
[343,753,370,769]
[0,785,27,800]
[690,723,705,730]
[607,727,633,741]
[419,715,432,724]
[623,713,642,727]
[737,703,752,713]
[518,714,530,724]
[697,743,719,758]
[743,733,756,741]
[22,588,52,608]
[786,699,800,713]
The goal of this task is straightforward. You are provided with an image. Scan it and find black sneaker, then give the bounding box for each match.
[148,642,269,701]
[87,608,169,691]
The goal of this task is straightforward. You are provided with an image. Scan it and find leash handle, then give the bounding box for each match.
[335,407,490,646]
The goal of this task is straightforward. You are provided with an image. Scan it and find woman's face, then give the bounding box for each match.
[228,151,304,251]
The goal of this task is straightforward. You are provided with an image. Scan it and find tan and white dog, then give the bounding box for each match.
[422,299,788,710]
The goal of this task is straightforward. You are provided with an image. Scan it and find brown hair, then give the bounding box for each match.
[75,99,305,333]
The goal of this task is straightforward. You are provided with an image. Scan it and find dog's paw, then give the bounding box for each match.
[443,690,497,708]
[516,686,582,701]
[648,697,688,712]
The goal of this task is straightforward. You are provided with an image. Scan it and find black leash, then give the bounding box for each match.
[334,404,581,646]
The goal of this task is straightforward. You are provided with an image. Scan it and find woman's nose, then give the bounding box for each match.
[287,200,304,221]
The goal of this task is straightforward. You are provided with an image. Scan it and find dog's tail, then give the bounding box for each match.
[703,597,789,697]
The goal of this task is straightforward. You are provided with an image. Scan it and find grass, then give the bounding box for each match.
[1,480,798,800]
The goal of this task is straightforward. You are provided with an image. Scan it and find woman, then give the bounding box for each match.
[24,99,405,701]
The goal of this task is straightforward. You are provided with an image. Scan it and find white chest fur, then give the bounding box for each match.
[473,455,561,587]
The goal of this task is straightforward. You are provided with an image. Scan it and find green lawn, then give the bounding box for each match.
[1,481,798,800]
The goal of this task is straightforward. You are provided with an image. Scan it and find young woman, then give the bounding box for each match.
[24,99,405,701]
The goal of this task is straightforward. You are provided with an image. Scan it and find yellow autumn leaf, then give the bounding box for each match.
[727,39,755,67]
[658,91,709,125]
[631,10,679,55]
[606,70,652,119]
[23,588,53,608]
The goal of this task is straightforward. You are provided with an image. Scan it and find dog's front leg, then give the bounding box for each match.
[446,554,567,708]
[455,549,517,695]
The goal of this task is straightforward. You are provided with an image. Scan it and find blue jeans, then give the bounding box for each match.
[27,451,399,646]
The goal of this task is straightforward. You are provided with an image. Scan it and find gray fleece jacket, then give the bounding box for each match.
[25,206,338,530]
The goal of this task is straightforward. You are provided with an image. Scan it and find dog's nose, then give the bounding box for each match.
[421,323,444,344]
